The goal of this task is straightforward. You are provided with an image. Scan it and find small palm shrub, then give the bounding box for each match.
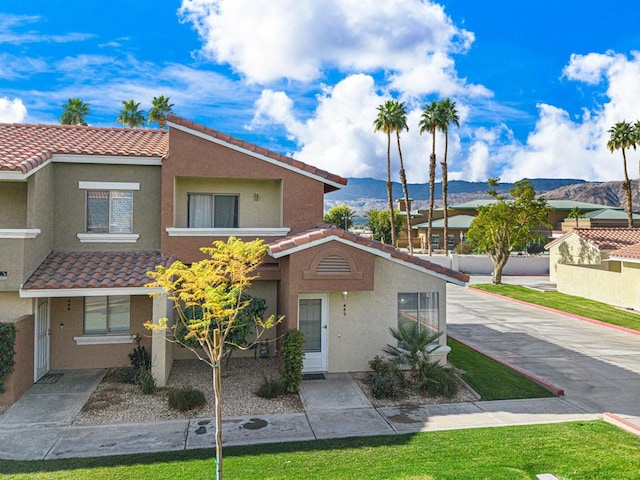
[128,345,151,371]
[168,387,206,411]
[417,361,459,398]
[256,377,282,399]
[383,323,441,384]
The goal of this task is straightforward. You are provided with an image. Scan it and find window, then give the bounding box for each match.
[431,234,440,249]
[87,190,133,233]
[397,292,439,334]
[188,194,238,228]
[84,296,130,334]
[447,234,455,250]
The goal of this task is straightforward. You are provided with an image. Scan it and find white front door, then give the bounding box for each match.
[34,299,50,381]
[298,293,328,372]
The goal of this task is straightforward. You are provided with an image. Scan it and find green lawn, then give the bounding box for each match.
[447,336,553,400]
[471,284,640,332]
[2,422,638,479]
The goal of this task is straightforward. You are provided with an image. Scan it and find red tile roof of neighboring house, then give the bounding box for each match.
[0,123,168,174]
[167,114,348,192]
[545,228,640,250]
[22,251,174,290]
[609,242,640,261]
[268,225,469,284]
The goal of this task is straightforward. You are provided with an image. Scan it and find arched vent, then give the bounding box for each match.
[316,255,351,274]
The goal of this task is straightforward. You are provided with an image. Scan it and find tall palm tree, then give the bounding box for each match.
[117,99,146,128]
[374,100,398,247]
[607,121,636,227]
[389,101,413,254]
[60,98,90,126]
[148,95,174,129]
[419,101,443,255]
[438,99,460,254]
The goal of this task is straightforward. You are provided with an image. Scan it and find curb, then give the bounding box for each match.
[603,412,640,437]
[468,286,640,337]
[448,334,565,397]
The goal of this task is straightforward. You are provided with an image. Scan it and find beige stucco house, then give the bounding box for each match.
[0,115,467,406]
[545,228,640,309]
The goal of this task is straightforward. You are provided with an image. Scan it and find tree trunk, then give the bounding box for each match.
[213,329,223,480]
[427,150,436,256]
[386,131,397,247]
[490,252,509,284]
[622,148,633,228]
[397,132,412,254]
[442,127,450,256]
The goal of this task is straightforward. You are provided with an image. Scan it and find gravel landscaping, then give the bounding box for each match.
[73,356,477,425]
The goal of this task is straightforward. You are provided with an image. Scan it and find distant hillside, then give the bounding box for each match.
[542,180,639,210]
[325,177,588,215]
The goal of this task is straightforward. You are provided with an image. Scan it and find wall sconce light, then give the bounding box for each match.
[342,291,348,316]
[59,323,64,333]
[253,193,260,201]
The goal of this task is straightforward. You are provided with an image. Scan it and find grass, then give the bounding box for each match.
[1,422,638,479]
[447,336,553,400]
[471,284,640,332]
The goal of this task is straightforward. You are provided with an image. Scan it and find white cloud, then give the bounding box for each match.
[0,97,27,123]
[179,0,481,98]
[497,51,640,182]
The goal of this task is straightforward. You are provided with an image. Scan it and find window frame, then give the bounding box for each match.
[83,295,131,335]
[86,189,134,234]
[397,292,440,335]
[187,193,239,229]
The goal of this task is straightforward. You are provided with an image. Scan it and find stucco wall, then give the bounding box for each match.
[417,254,549,276]
[0,239,27,291]
[548,235,602,282]
[25,163,56,281]
[0,182,27,228]
[556,263,624,307]
[621,262,640,311]
[53,163,161,251]
[0,292,33,320]
[0,315,34,405]
[49,295,153,369]
[325,257,447,372]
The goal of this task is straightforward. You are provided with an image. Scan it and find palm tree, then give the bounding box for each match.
[389,101,414,253]
[419,101,443,255]
[60,98,90,126]
[438,99,460,254]
[148,95,174,129]
[117,99,146,128]
[374,100,399,247]
[607,121,635,227]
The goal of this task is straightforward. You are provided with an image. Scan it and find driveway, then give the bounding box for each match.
[447,277,640,416]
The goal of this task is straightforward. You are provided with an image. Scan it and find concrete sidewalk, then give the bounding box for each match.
[0,395,599,460]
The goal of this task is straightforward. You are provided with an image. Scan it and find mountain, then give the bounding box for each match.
[325,177,589,216]
[542,179,639,210]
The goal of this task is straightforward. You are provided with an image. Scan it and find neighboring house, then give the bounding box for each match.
[0,116,467,405]
[545,228,640,309]
[410,200,632,253]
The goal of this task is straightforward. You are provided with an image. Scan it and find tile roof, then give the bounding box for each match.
[22,251,174,290]
[414,215,475,230]
[545,228,640,251]
[0,123,168,174]
[451,199,615,211]
[268,225,469,284]
[609,242,640,261]
[167,114,347,192]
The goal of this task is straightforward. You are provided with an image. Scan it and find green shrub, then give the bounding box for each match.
[280,329,305,394]
[418,362,459,398]
[137,369,157,395]
[128,345,151,371]
[454,242,475,255]
[168,387,206,411]
[0,322,16,394]
[369,355,394,374]
[108,366,139,385]
[371,371,400,399]
[256,377,282,399]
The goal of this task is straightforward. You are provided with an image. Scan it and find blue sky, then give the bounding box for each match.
[2,0,639,184]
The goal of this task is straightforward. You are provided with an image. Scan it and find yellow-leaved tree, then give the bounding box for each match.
[145,237,283,480]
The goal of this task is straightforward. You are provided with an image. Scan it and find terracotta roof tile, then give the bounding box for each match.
[167,114,347,192]
[0,123,168,174]
[609,242,640,260]
[546,228,640,250]
[268,226,469,284]
[22,251,175,290]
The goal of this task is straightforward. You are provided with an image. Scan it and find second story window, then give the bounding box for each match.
[87,190,133,233]
[188,194,238,228]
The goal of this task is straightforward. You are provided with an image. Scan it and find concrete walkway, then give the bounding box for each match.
[1,277,638,460]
